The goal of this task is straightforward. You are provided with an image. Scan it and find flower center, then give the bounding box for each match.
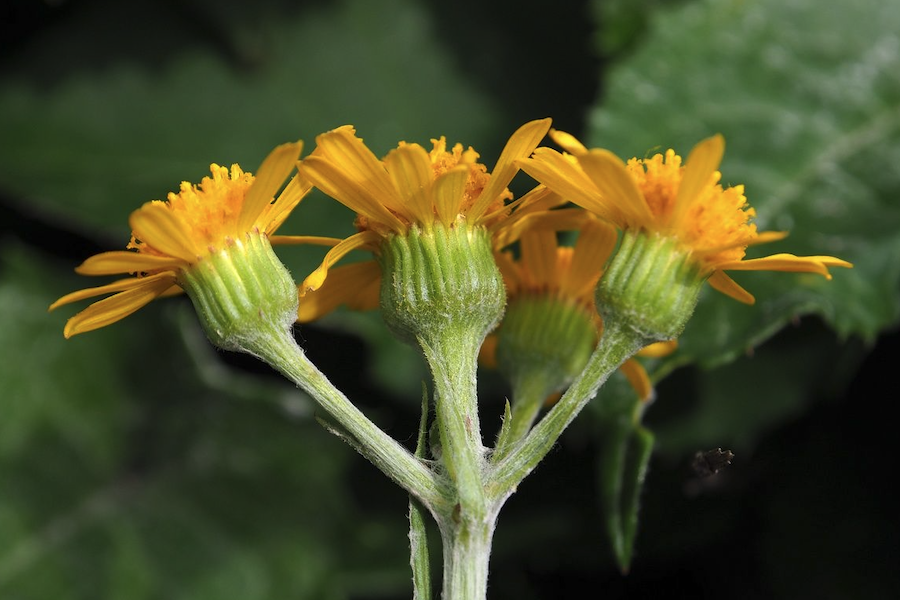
[129,164,254,257]
[627,151,757,268]
[428,138,509,218]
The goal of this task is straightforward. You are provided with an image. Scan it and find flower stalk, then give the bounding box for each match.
[256,325,452,511]
[489,317,647,501]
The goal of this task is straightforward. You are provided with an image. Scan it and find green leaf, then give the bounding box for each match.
[587,0,900,363]
[408,385,432,600]
[597,414,654,574]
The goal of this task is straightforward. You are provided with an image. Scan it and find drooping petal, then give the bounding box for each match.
[297,260,381,322]
[268,235,342,247]
[49,271,179,310]
[129,201,199,262]
[707,270,755,304]
[469,118,551,220]
[75,251,185,275]
[300,230,382,294]
[238,141,303,234]
[718,253,853,278]
[58,273,179,338]
[636,340,678,358]
[299,156,407,232]
[619,358,653,401]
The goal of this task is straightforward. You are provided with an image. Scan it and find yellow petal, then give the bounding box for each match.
[75,251,184,275]
[311,127,404,214]
[297,260,381,322]
[239,141,303,234]
[58,273,178,338]
[489,187,565,247]
[500,185,563,220]
[300,230,382,294]
[265,172,314,234]
[637,340,678,358]
[159,285,184,298]
[694,230,789,258]
[129,201,199,262]
[548,129,588,156]
[562,219,617,298]
[751,230,790,246]
[433,165,469,227]
[578,149,654,227]
[707,270,755,304]
[268,235,342,247]
[718,253,853,278]
[470,118,551,220]
[299,155,407,232]
[671,134,724,227]
[494,250,521,295]
[49,271,179,310]
[383,143,434,225]
[519,149,616,219]
[478,334,499,369]
[519,229,559,288]
[619,358,653,401]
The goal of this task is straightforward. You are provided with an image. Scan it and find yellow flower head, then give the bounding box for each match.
[50,142,320,338]
[295,119,553,321]
[484,218,674,401]
[521,130,852,303]
[496,218,615,315]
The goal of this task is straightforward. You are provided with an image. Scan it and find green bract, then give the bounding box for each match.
[597,230,706,344]
[180,232,299,355]
[378,223,506,347]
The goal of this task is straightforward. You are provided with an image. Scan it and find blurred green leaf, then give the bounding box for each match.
[0,242,412,599]
[0,0,500,242]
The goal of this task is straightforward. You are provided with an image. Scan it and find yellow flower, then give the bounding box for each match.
[520,130,852,303]
[50,142,330,338]
[295,119,554,322]
[484,218,672,401]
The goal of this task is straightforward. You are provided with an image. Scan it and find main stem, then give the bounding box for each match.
[419,326,495,600]
[438,514,495,600]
